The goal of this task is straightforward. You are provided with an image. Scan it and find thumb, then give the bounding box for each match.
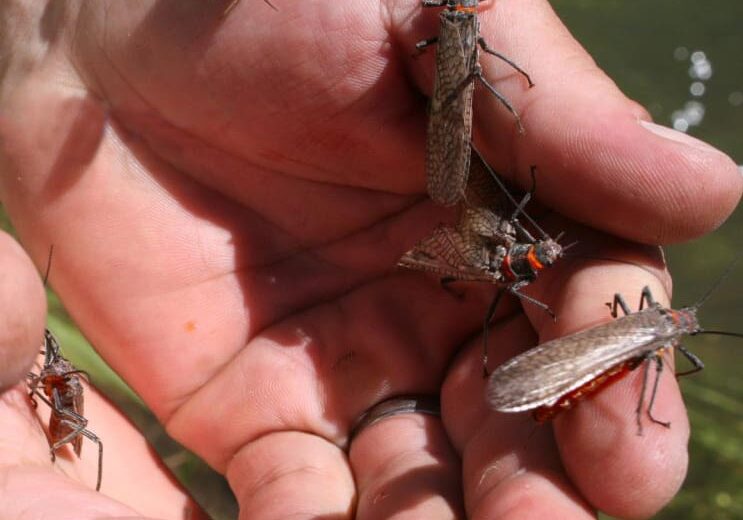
[0,231,46,391]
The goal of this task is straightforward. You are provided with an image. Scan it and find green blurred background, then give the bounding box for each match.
[3,0,742,518]
[551,1,743,519]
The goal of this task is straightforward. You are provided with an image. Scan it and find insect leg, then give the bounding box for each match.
[51,415,88,453]
[28,386,54,410]
[470,144,533,223]
[79,428,103,491]
[49,389,89,454]
[421,0,449,7]
[509,285,555,318]
[482,289,505,377]
[512,219,536,244]
[473,68,525,134]
[415,36,439,53]
[675,344,704,377]
[439,277,465,299]
[222,0,277,17]
[477,37,534,87]
[443,69,478,107]
[26,373,42,408]
[506,167,536,224]
[646,354,671,429]
[509,194,532,222]
[222,0,240,16]
[54,414,103,491]
[606,293,633,318]
[526,165,538,197]
[635,356,651,436]
[638,286,657,310]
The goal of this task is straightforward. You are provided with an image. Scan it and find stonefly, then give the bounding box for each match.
[398,147,564,373]
[417,0,533,206]
[487,262,743,434]
[27,329,104,491]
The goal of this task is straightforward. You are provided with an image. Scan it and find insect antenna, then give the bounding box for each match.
[470,145,555,241]
[692,247,743,310]
[561,240,579,253]
[694,330,743,339]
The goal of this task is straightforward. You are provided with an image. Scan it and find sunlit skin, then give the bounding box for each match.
[0,1,742,519]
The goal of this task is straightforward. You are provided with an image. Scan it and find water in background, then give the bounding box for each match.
[552,1,743,518]
[2,1,740,518]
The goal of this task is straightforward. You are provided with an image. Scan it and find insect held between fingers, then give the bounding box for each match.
[27,329,104,491]
[418,0,534,206]
[398,147,563,375]
[487,255,743,435]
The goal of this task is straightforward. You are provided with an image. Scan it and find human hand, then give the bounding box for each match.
[0,233,208,518]
[0,0,740,518]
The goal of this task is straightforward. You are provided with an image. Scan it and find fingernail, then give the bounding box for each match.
[639,120,722,155]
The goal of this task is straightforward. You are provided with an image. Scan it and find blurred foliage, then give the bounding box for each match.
[2,0,741,518]
[552,1,743,519]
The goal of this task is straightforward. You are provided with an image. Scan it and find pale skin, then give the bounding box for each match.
[0,0,741,519]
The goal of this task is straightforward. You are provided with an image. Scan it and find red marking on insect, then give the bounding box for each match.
[532,358,641,423]
[27,329,103,491]
[526,246,544,271]
[488,274,743,435]
[500,254,517,281]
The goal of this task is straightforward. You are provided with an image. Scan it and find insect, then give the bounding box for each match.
[398,147,564,373]
[487,274,743,434]
[27,329,103,491]
[222,0,278,17]
[417,0,534,206]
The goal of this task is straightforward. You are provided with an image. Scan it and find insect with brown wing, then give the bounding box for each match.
[398,147,564,373]
[27,329,103,491]
[417,0,533,206]
[487,267,743,434]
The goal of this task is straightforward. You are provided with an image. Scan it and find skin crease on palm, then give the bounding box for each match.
[0,0,741,519]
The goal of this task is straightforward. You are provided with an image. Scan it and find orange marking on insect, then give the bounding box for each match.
[42,375,67,397]
[533,360,638,423]
[454,6,477,13]
[501,254,517,281]
[527,246,544,271]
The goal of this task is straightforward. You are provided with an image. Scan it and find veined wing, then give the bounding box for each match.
[426,15,476,206]
[458,206,515,246]
[487,308,678,412]
[398,225,502,283]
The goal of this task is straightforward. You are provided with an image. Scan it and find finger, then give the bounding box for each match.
[517,232,687,517]
[399,0,742,243]
[227,432,355,518]
[442,315,596,519]
[70,1,428,196]
[0,377,206,518]
[0,231,45,390]
[350,405,463,519]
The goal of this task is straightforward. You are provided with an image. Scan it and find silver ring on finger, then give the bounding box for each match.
[349,394,441,444]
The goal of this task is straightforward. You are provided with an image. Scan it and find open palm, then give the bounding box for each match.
[0,0,740,518]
